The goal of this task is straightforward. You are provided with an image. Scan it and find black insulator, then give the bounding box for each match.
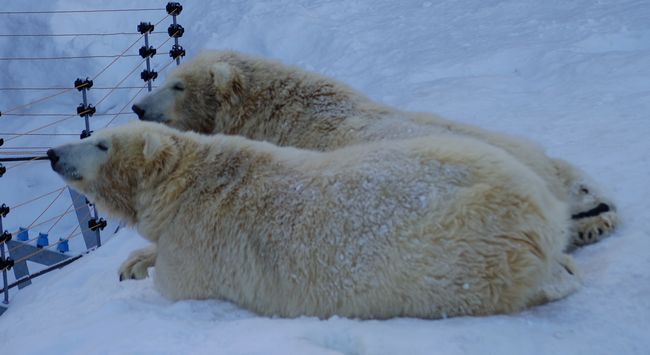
[0,256,14,271]
[77,104,96,117]
[166,2,183,15]
[80,130,93,139]
[0,203,9,217]
[74,78,93,91]
[167,24,184,38]
[0,230,11,244]
[0,164,5,177]
[137,22,154,34]
[88,218,107,232]
[139,45,157,58]
[169,44,186,60]
[140,69,158,82]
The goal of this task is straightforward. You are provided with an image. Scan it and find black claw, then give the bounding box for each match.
[563,264,575,275]
[578,232,584,241]
[598,228,604,235]
[571,203,611,220]
[130,273,136,279]
[119,274,124,282]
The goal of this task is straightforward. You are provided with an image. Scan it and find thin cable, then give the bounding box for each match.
[0,54,140,61]
[12,205,95,264]
[104,57,176,128]
[1,89,74,115]
[104,84,148,127]
[0,146,52,149]
[94,58,147,107]
[0,12,167,115]
[0,152,47,156]
[47,203,75,234]
[7,202,95,253]
[14,203,81,236]
[0,31,166,37]
[7,254,83,290]
[92,13,169,81]
[1,113,72,116]
[2,112,134,117]
[0,132,78,136]
[0,150,48,154]
[26,188,67,230]
[3,114,78,143]
[10,186,67,210]
[0,86,157,91]
[3,48,154,147]
[4,155,49,170]
[3,56,143,143]
[0,8,165,15]
[12,230,85,264]
[8,204,79,251]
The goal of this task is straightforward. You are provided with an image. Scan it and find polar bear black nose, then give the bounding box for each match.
[46,149,59,163]
[132,104,146,119]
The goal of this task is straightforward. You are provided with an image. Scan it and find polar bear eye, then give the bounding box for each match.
[96,142,109,151]
[172,82,185,91]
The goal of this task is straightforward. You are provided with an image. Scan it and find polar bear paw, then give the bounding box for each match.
[118,246,157,281]
[571,203,619,247]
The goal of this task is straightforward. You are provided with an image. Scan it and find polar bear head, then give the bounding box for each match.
[47,122,181,224]
[132,51,249,135]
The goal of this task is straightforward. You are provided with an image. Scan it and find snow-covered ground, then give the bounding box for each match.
[1,0,649,354]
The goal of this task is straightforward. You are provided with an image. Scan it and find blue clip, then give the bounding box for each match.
[17,227,28,241]
[36,232,49,248]
[57,238,69,253]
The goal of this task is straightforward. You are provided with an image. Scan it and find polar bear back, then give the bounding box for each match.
[144,132,570,319]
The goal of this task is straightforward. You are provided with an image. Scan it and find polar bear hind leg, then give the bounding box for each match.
[552,158,619,247]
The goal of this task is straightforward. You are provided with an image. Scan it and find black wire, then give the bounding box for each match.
[0,54,141,61]
[0,156,48,162]
[1,112,134,117]
[0,86,157,91]
[0,31,166,37]
[0,133,78,136]
[0,8,165,15]
[7,255,84,290]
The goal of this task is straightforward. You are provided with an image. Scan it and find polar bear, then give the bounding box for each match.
[132,50,618,250]
[48,121,579,319]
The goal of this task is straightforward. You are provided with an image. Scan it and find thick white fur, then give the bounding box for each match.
[54,122,579,319]
[133,50,618,251]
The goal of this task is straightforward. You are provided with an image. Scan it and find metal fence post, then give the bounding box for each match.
[166,2,185,65]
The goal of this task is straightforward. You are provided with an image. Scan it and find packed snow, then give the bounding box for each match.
[1,0,649,354]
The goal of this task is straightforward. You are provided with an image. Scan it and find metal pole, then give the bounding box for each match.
[172,14,180,65]
[166,3,185,65]
[138,22,157,89]
[81,88,90,134]
[1,215,8,305]
[144,32,152,92]
[74,78,102,247]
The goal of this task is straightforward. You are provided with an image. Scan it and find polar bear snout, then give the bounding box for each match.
[132,83,179,124]
[46,148,59,165]
[48,146,82,181]
[132,104,146,120]
[132,99,170,123]
[49,140,111,183]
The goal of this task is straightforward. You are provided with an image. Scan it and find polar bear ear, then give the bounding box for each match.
[142,131,168,160]
[210,62,244,100]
